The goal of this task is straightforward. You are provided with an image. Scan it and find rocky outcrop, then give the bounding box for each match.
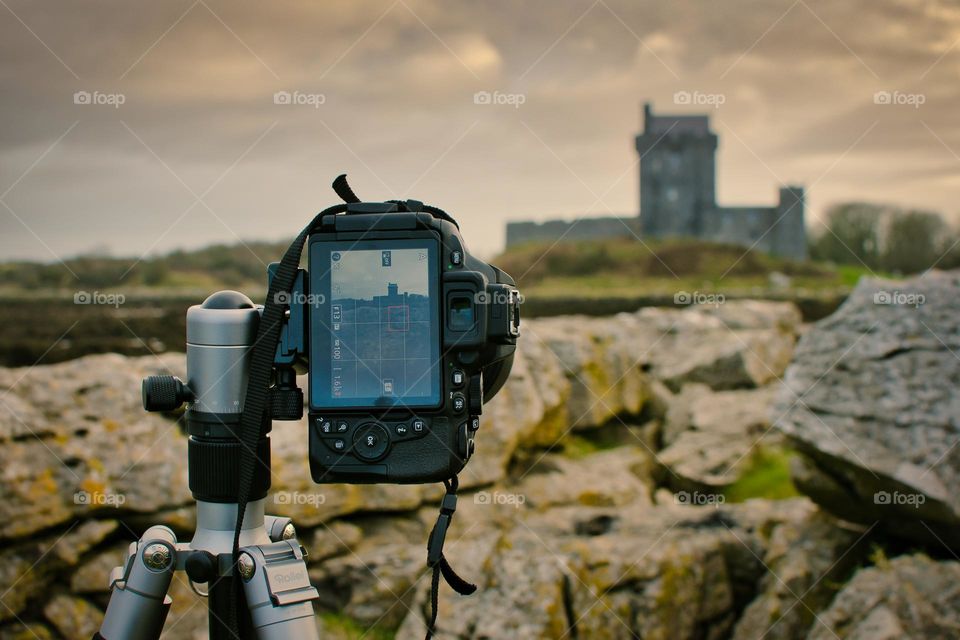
[775,271,960,548]
[808,554,960,640]
[0,299,817,638]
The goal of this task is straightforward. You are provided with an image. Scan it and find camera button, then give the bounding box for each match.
[353,423,390,461]
[336,421,349,433]
[318,420,333,434]
[451,369,465,388]
[395,424,409,437]
[412,419,426,434]
[452,393,466,414]
[328,438,347,452]
[450,250,463,266]
[469,415,480,432]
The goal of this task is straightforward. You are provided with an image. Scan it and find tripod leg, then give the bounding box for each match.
[95,526,177,640]
[237,539,320,639]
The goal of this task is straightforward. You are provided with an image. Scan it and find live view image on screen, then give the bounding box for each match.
[318,243,439,407]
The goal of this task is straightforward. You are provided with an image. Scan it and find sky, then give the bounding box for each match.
[1,0,959,263]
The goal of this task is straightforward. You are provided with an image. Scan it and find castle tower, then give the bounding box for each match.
[635,102,718,238]
[772,186,807,260]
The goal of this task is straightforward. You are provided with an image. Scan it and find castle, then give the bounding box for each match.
[506,103,807,261]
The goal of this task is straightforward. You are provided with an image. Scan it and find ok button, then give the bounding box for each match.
[353,423,390,461]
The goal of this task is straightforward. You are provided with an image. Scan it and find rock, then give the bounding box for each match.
[637,302,799,391]
[731,511,870,640]
[396,497,822,640]
[808,554,960,640]
[0,520,116,621]
[43,595,103,640]
[307,520,363,562]
[71,546,126,594]
[775,271,960,548]
[0,353,190,540]
[655,386,781,491]
[513,446,653,509]
[309,514,434,628]
[0,622,55,640]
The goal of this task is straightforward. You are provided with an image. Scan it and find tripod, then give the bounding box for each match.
[95,291,320,640]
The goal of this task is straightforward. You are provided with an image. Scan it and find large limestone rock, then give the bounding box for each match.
[655,386,782,492]
[0,353,190,540]
[775,271,960,548]
[395,498,822,640]
[731,511,870,640]
[638,302,800,391]
[808,554,960,640]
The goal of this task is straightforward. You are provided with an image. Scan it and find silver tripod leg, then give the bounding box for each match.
[97,526,177,640]
[237,538,320,639]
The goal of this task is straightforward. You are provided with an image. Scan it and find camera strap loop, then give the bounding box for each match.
[425,475,477,640]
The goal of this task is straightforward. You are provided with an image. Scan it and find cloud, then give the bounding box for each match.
[0,0,958,262]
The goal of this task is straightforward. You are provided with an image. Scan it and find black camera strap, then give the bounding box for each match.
[230,175,472,637]
[425,475,477,640]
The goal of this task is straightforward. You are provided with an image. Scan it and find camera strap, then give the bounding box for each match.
[230,175,470,637]
[425,475,477,640]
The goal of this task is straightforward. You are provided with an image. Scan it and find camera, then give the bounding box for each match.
[268,199,521,484]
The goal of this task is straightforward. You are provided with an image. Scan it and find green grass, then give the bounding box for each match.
[319,613,396,640]
[494,237,868,299]
[723,447,799,502]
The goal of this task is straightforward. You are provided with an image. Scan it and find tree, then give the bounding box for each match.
[810,203,883,269]
[881,210,949,275]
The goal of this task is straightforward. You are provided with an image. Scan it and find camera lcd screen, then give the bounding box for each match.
[309,238,441,409]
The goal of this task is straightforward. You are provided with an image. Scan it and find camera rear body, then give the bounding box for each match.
[273,203,519,484]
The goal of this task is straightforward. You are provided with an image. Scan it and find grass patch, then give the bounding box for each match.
[319,612,395,640]
[723,447,799,502]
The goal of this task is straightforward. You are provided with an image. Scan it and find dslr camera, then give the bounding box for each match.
[269,198,521,484]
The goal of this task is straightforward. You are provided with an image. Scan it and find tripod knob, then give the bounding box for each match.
[184,550,218,583]
[142,376,192,412]
[270,385,304,421]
